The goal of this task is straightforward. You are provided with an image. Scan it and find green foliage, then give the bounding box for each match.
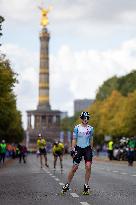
[0,16,5,43]
[60,112,80,132]
[88,90,136,142]
[96,76,119,100]
[94,70,136,141]
[96,70,136,100]
[123,91,136,136]
[118,70,136,96]
[60,70,136,144]
[0,54,24,143]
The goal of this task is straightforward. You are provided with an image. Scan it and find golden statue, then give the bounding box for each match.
[39,6,52,27]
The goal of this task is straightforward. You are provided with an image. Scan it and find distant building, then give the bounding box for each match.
[60,111,68,120]
[74,99,94,113]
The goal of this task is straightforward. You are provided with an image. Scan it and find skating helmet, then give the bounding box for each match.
[54,140,59,146]
[80,111,90,120]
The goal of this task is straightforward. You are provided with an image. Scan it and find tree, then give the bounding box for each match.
[87,101,104,144]
[118,70,136,96]
[123,91,136,136]
[0,16,5,46]
[60,112,80,132]
[0,54,24,143]
[96,76,118,100]
[88,91,129,142]
[96,70,136,101]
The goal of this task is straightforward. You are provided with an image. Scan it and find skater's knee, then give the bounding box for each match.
[60,157,63,162]
[72,164,78,172]
[85,161,91,170]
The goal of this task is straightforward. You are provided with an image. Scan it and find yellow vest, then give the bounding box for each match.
[108,141,113,150]
[37,139,46,149]
[53,143,64,153]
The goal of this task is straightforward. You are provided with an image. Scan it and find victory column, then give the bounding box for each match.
[26,6,61,150]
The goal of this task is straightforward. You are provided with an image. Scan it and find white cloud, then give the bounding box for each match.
[1,0,136,27]
[1,38,136,128]
[0,0,39,23]
[1,44,38,128]
[50,38,136,116]
[1,0,136,130]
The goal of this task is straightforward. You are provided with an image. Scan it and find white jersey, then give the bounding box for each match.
[73,124,94,148]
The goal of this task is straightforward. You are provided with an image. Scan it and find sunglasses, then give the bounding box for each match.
[82,117,90,120]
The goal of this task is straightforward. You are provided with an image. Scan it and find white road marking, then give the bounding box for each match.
[131,175,136,176]
[55,178,60,181]
[43,169,50,173]
[120,172,127,175]
[42,168,49,173]
[112,170,119,173]
[59,182,65,186]
[80,202,90,205]
[70,193,79,198]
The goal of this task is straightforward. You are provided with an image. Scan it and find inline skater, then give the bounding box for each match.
[61,111,94,195]
[52,140,64,170]
[37,134,49,168]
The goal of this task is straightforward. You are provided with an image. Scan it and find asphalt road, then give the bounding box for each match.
[0,154,136,205]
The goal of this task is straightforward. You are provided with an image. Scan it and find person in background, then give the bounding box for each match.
[0,140,7,165]
[52,140,64,170]
[6,144,12,158]
[12,144,16,159]
[96,144,101,157]
[17,144,27,163]
[127,137,136,166]
[107,140,114,160]
[37,134,49,168]
[22,145,27,163]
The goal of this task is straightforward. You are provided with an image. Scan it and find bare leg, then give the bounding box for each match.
[85,162,91,184]
[54,155,57,168]
[59,155,63,169]
[67,164,78,184]
[40,155,43,168]
[61,164,79,193]
[44,155,49,167]
[3,154,6,164]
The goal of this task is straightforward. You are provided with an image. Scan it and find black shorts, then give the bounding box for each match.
[73,145,93,165]
[39,148,46,155]
[54,151,63,157]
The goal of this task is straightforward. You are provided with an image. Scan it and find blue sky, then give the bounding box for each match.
[1,0,136,129]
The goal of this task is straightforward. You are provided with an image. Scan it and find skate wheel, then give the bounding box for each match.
[60,190,65,195]
[82,191,90,195]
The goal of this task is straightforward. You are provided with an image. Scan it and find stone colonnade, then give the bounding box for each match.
[27,111,60,129]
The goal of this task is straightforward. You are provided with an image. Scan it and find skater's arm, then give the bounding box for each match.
[72,125,78,149]
[90,136,93,149]
[70,139,77,157]
[90,127,94,149]
[71,139,77,149]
